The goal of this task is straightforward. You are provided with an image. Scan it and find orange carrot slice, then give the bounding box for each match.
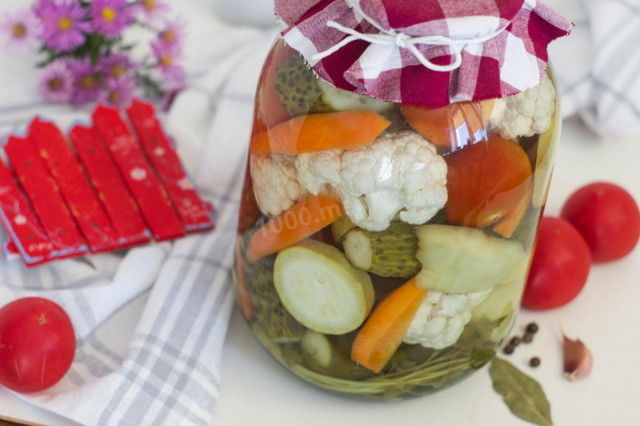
[492,182,533,238]
[246,195,344,262]
[401,100,495,149]
[253,41,294,135]
[235,242,255,320]
[351,278,427,373]
[445,135,532,228]
[250,111,391,155]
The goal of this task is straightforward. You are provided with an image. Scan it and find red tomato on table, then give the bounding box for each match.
[0,297,76,393]
[561,182,640,262]
[522,217,592,310]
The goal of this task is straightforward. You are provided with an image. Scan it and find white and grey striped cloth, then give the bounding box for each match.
[0,5,275,424]
[0,0,638,425]
[548,0,640,139]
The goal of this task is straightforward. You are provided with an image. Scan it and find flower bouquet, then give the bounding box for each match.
[0,0,185,107]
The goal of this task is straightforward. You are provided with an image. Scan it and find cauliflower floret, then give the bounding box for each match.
[296,131,448,232]
[403,289,491,349]
[250,153,310,217]
[490,73,556,140]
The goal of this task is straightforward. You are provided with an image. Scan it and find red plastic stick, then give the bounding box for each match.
[92,106,185,241]
[69,124,151,246]
[4,135,87,258]
[29,118,121,253]
[126,99,214,232]
[0,159,55,266]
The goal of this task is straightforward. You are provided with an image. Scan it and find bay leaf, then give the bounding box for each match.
[490,357,553,426]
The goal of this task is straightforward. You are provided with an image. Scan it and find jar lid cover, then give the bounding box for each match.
[275,0,572,108]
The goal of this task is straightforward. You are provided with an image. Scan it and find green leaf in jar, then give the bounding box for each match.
[490,357,553,426]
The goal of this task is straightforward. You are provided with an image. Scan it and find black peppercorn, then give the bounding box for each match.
[522,332,534,343]
[526,322,539,334]
[510,336,521,347]
[503,344,515,355]
[530,357,541,367]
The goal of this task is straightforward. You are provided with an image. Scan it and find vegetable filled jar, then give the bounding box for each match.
[233,0,571,399]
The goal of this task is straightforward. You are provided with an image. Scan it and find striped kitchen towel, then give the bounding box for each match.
[547,0,640,139]
[0,7,276,426]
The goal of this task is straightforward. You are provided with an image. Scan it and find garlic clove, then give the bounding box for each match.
[563,334,593,381]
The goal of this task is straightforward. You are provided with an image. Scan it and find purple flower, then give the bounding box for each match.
[134,0,170,25]
[151,40,184,81]
[157,17,185,48]
[100,77,134,107]
[39,60,73,102]
[0,9,42,53]
[41,1,91,52]
[91,0,133,38]
[160,77,186,111]
[69,58,100,104]
[32,0,56,19]
[98,53,135,79]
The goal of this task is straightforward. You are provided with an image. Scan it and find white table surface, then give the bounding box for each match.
[0,117,639,425]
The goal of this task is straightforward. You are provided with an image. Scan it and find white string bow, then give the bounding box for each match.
[312,0,506,72]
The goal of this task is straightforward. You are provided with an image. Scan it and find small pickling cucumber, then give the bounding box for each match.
[331,215,357,245]
[415,225,526,293]
[244,255,304,343]
[274,239,374,335]
[301,330,333,368]
[318,80,394,113]
[342,222,420,278]
[274,55,331,116]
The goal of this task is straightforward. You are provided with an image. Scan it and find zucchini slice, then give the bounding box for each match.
[274,240,374,335]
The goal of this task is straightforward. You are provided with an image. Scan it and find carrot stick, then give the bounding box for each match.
[235,242,255,320]
[492,181,532,238]
[250,111,391,155]
[351,278,427,373]
[246,195,344,262]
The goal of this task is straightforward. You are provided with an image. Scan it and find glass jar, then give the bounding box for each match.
[233,38,560,400]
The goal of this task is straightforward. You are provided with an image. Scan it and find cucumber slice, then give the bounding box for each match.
[318,80,394,113]
[498,254,531,286]
[301,330,333,368]
[471,279,524,323]
[342,222,420,278]
[415,225,526,293]
[274,239,374,335]
[471,279,525,343]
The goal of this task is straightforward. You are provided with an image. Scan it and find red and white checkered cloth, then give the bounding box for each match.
[275,0,572,108]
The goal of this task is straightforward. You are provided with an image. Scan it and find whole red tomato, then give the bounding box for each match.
[523,217,592,310]
[0,297,75,393]
[561,182,640,262]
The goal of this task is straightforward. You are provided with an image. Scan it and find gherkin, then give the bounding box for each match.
[243,254,304,343]
[342,222,421,278]
[274,55,330,116]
